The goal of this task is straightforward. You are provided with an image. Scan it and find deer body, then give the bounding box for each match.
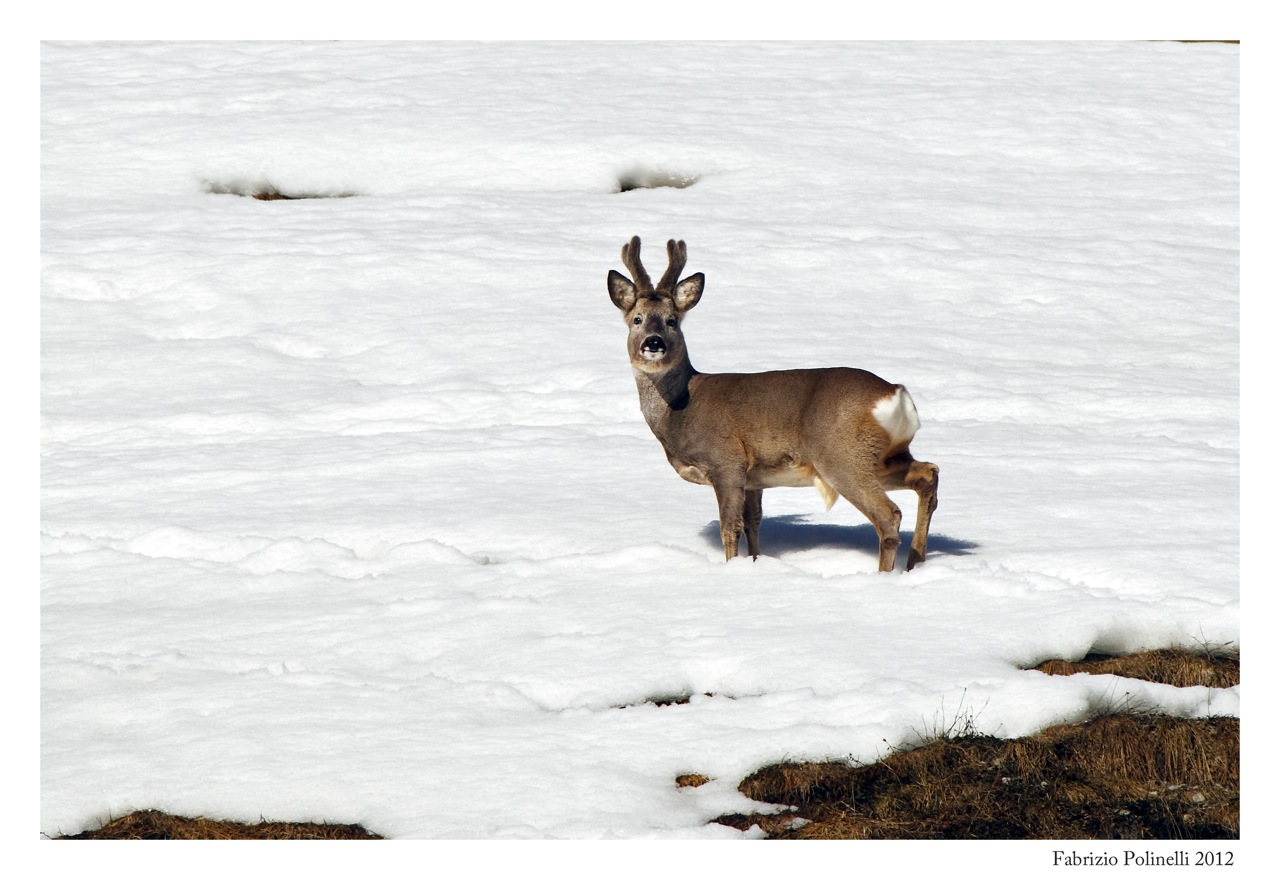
[609,237,939,571]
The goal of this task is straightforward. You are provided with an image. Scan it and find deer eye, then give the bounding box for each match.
[666,318,678,328]
[633,316,643,325]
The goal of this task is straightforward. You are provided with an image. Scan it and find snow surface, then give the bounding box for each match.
[41,41,1238,839]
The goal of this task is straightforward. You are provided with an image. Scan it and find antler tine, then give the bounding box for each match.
[620,236,653,291]
[657,239,688,292]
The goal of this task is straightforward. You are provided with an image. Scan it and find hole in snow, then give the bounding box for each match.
[613,691,706,709]
[617,168,699,192]
[204,180,358,201]
[612,691,746,709]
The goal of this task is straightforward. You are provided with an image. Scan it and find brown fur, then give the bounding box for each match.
[608,237,939,570]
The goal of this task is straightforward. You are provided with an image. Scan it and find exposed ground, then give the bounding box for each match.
[708,649,1239,839]
[54,810,381,840]
[1032,649,1239,689]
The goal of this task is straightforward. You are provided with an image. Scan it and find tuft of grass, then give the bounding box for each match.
[56,810,382,840]
[716,648,1238,839]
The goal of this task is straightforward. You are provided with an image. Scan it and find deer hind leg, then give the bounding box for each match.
[880,454,940,571]
[818,467,904,572]
[743,489,764,560]
[859,491,904,572]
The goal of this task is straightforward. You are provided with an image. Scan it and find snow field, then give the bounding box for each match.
[42,41,1238,838]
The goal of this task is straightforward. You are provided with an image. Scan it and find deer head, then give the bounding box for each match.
[608,237,704,374]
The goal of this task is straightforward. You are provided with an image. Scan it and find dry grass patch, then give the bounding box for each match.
[56,810,381,840]
[716,648,1238,839]
[720,715,1237,839]
[1032,648,1238,689]
[676,774,712,788]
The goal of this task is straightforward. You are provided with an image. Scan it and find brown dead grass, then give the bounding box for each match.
[676,774,712,789]
[721,715,1238,839]
[715,649,1239,839]
[56,810,381,840]
[1032,648,1238,689]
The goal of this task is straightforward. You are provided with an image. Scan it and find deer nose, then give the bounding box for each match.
[639,335,668,361]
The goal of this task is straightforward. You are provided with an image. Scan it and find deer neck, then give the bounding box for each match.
[633,355,697,431]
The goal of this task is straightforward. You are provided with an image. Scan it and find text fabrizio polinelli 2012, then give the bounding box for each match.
[1053,850,1234,867]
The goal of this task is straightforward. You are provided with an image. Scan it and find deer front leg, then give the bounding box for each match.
[743,489,764,560]
[711,476,748,561]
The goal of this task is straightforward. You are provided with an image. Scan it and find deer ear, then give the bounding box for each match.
[608,270,637,312]
[673,273,704,313]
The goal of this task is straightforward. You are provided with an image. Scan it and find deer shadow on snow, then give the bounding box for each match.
[698,514,977,564]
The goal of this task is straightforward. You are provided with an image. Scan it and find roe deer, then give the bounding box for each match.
[607,236,939,571]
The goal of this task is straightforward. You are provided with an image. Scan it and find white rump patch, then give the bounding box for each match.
[871,386,920,449]
[814,476,839,511]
